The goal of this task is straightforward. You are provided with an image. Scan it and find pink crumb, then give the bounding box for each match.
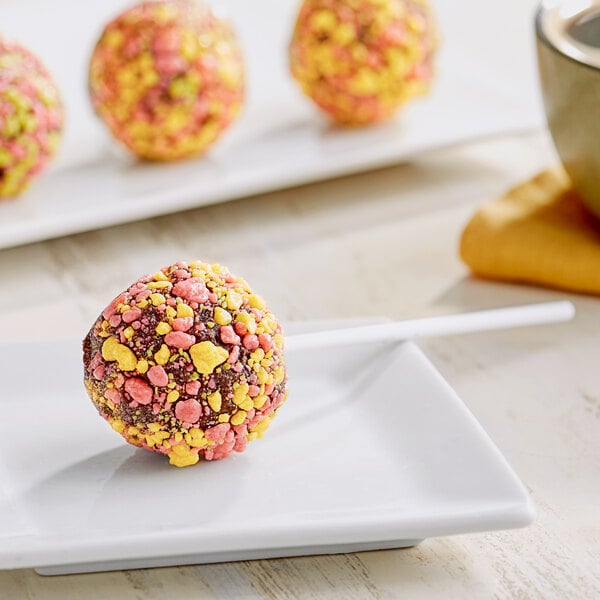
[172,277,209,303]
[135,290,151,302]
[220,325,240,345]
[210,437,236,460]
[234,432,247,453]
[87,351,102,373]
[152,29,181,54]
[124,377,153,405]
[109,314,122,327]
[234,321,247,336]
[172,317,193,332]
[105,388,122,405]
[204,422,231,442]
[242,334,259,350]
[185,380,201,395]
[164,331,195,349]
[93,365,105,380]
[147,365,169,387]
[258,333,272,351]
[228,345,240,364]
[175,398,202,423]
[102,293,127,320]
[173,268,190,279]
[122,307,142,323]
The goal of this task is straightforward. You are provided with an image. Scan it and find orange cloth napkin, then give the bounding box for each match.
[460,168,600,295]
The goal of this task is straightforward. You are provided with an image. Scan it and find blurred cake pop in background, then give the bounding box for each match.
[0,37,63,198]
[89,0,245,161]
[290,0,436,125]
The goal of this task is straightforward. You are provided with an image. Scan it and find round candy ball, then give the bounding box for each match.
[289,0,436,125]
[89,0,245,161]
[83,261,288,467]
[0,38,63,197]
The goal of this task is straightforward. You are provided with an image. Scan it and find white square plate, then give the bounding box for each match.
[0,321,534,575]
[0,0,542,249]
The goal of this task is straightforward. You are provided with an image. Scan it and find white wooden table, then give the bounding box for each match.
[1,130,599,598]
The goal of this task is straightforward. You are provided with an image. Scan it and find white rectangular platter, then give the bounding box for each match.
[0,0,543,249]
[0,322,533,575]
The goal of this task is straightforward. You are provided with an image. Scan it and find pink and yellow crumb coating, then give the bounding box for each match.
[83,261,287,467]
[289,0,436,125]
[0,38,63,197]
[89,0,245,161]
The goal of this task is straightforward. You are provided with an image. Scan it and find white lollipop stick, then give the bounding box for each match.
[285,301,575,352]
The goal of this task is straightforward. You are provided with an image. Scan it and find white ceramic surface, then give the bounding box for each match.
[0,0,543,249]
[0,321,534,575]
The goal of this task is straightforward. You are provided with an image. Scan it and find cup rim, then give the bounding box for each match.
[536,1,600,71]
